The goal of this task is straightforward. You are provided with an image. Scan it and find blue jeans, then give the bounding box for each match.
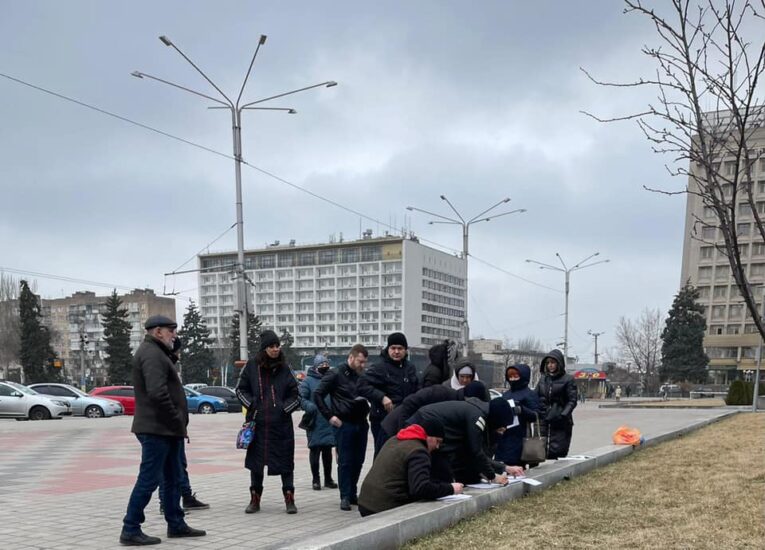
[334,421,368,501]
[122,434,185,535]
[158,439,192,506]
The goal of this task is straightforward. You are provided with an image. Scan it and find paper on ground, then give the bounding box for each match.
[557,455,593,461]
[437,493,473,501]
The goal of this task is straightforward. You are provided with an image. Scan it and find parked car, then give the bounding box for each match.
[489,388,503,400]
[0,381,72,420]
[198,386,242,413]
[29,383,123,418]
[184,387,227,414]
[90,386,136,415]
[184,383,208,392]
[659,384,682,397]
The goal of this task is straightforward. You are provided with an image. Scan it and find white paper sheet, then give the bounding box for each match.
[466,482,504,489]
[557,455,593,461]
[506,399,520,429]
[437,494,473,501]
[522,478,543,486]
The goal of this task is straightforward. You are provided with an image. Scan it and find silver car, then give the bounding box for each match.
[29,383,123,418]
[0,381,72,420]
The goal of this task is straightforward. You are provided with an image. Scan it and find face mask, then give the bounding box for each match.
[318,366,329,374]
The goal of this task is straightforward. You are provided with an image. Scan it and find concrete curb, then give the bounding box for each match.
[274,409,739,550]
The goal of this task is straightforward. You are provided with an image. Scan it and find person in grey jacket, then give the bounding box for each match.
[120,315,205,546]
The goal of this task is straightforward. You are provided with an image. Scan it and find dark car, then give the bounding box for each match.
[198,386,242,413]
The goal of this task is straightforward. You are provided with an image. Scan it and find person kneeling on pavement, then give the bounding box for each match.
[358,418,461,516]
[407,397,524,485]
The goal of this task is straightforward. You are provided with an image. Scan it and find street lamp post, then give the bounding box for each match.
[588,329,604,365]
[133,35,336,362]
[525,253,609,362]
[407,196,526,351]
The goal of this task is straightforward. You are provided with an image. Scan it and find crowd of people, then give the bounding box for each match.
[118,317,578,546]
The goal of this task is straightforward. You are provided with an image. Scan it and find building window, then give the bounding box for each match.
[736,223,750,236]
[259,254,275,269]
[697,286,710,299]
[341,248,359,263]
[745,323,759,334]
[699,246,714,260]
[712,286,728,300]
[318,250,337,265]
[715,265,730,281]
[698,266,713,280]
[711,305,725,320]
[752,242,765,256]
[702,226,717,239]
[751,263,765,278]
[738,202,752,216]
[708,325,724,335]
[728,304,743,320]
[726,325,741,335]
[298,252,316,266]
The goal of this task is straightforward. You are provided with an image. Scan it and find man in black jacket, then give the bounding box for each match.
[358,332,419,456]
[120,316,205,546]
[313,344,370,511]
[357,418,461,516]
[407,397,524,485]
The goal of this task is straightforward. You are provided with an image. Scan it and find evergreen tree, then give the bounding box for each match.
[280,329,300,370]
[177,300,214,384]
[661,283,709,383]
[229,311,262,363]
[102,290,133,384]
[18,280,60,383]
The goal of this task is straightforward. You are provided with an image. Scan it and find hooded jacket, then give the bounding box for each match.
[380,384,461,439]
[358,347,419,422]
[442,358,481,391]
[494,364,542,466]
[406,398,506,481]
[536,349,578,459]
[358,424,454,514]
[422,340,456,388]
[298,365,336,448]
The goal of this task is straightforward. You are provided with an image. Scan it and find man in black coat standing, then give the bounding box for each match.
[120,315,205,546]
[536,349,578,459]
[313,344,370,511]
[358,332,419,457]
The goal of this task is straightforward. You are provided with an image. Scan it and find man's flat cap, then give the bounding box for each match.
[144,315,177,330]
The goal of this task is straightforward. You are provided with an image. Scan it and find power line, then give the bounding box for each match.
[0,266,138,293]
[1,71,559,294]
[170,222,237,274]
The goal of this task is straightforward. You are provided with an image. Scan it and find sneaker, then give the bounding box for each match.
[324,479,338,489]
[119,531,161,546]
[183,493,210,510]
[167,524,206,538]
[340,498,351,511]
[312,481,322,491]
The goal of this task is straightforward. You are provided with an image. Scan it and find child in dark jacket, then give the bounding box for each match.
[494,364,542,467]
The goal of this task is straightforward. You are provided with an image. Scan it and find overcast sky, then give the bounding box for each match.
[0,1,693,363]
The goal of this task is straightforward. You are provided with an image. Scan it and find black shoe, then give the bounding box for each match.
[183,493,210,510]
[312,481,322,491]
[349,496,358,505]
[167,525,206,538]
[340,498,351,511]
[324,479,338,489]
[119,532,161,546]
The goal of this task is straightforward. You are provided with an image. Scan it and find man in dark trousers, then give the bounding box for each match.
[120,315,205,546]
[358,418,462,516]
[407,397,524,485]
[358,332,419,456]
[313,344,370,511]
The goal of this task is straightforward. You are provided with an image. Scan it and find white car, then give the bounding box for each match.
[184,383,208,392]
[0,381,72,420]
[28,383,123,418]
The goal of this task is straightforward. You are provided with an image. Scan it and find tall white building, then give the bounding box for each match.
[197,234,466,352]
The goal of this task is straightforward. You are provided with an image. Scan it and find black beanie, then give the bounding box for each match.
[259,330,280,351]
[387,332,408,349]
[488,398,514,430]
[463,380,487,401]
[419,417,445,439]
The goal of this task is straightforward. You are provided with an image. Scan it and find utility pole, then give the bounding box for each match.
[407,196,526,352]
[588,330,604,365]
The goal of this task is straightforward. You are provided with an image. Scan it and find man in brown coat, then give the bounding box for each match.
[120,315,205,546]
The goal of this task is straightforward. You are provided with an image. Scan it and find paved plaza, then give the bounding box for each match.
[0,401,729,550]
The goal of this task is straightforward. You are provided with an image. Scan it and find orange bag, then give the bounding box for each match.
[612,425,643,446]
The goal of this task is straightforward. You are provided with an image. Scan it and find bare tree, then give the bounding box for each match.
[0,273,22,379]
[584,0,765,337]
[616,308,664,393]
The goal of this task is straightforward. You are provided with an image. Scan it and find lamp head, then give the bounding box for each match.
[288,109,297,114]
[326,81,338,88]
[130,71,143,79]
[159,35,173,47]
[259,35,268,45]
[406,206,414,211]
[439,195,446,200]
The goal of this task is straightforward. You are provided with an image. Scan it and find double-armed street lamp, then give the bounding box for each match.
[407,195,526,351]
[526,252,609,362]
[133,35,336,361]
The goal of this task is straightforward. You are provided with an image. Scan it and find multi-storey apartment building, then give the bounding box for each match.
[198,234,467,353]
[680,118,765,384]
[42,289,175,383]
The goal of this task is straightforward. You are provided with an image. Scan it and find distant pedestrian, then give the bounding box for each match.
[236,330,301,515]
[625,386,632,398]
[313,344,371,511]
[120,315,206,546]
[615,385,622,402]
[358,332,419,456]
[537,350,578,460]
[298,354,337,491]
[422,339,460,388]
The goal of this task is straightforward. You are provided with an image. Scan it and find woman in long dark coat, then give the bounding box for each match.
[536,349,578,459]
[236,330,300,514]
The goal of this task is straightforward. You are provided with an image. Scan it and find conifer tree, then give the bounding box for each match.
[280,329,300,370]
[661,283,708,383]
[18,280,60,383]
[177,300,214,384]
[102,290,134,384]
[229,311,262,363]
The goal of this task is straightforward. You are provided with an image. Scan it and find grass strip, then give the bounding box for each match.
[406,413,765,550]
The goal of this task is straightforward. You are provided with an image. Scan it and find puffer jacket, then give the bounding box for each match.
[422,340,453,387]
[299,366,336,448]
[358,348,419,422]
[495,364,542,466]
[536,349,577,459]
